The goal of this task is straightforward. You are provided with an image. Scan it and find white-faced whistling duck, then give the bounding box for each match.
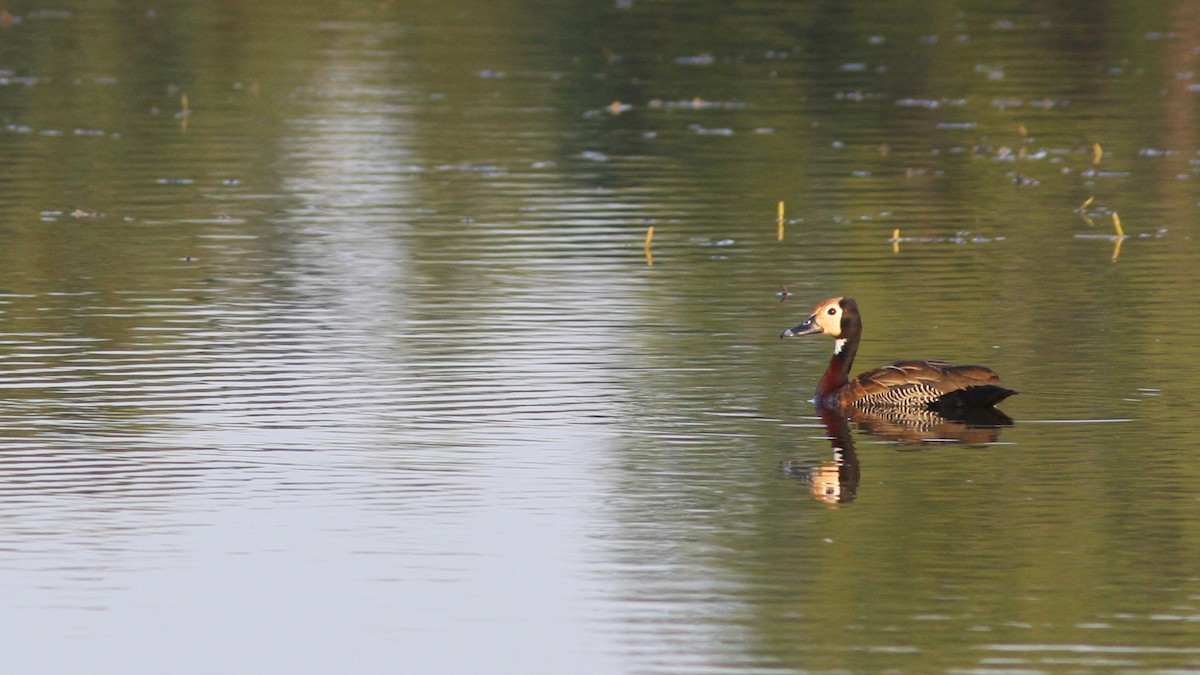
[781,297,1016,412]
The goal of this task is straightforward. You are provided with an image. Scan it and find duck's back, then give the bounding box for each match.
[839,359,1016,410]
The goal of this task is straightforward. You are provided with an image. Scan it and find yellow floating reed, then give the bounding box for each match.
[1111,211,1123,238]
[777,201,785,241]
[179,93,191,131]
[1092,142,1103,165]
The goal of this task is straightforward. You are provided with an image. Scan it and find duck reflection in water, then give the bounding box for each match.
[782,407,863,505]
[779,296,1015,504]
[782,404,1013,505]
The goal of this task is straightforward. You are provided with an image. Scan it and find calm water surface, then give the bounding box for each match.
[2,1,1200,673]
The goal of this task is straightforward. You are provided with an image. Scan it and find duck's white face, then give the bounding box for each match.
[808,297,845,338]
[780,296,848,351]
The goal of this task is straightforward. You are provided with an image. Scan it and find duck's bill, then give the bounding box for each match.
[780,316,821,339]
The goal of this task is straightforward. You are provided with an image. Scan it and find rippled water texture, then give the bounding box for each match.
[2,1,1200,672]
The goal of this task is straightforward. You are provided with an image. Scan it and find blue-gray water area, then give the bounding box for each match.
[2,1,1200,672]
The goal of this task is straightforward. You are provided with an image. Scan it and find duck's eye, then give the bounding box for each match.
[827,307,837,315]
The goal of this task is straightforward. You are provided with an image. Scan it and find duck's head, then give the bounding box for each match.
[780,297,861,350]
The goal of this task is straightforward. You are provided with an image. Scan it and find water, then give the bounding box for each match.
[2,1,1200,672]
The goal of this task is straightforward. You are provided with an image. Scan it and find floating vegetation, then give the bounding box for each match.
[1109,212,1126,262]
[1069,210,1169,262]
[895,98,967,108]
[24,9,73,20]
[1073,228,1165,241]
[835,90,887,101]
[991,98,1071,109]
[1080,169,1130,178]
[435,163,507,176]
[40,209,106,221]
[777,201,785,241]
[974,64,1006,80]
[644,226,654,266]
[1028,98,1063,109]
[888,230,1006,248]
[1092,142,1103,165]
[646,97,747,110]
[1076,205,1097,228]
[176,92,191,130]
[0,74,38,86]
[606,101,632,115]
[689,124,734,136]
[1075,196,1117,230]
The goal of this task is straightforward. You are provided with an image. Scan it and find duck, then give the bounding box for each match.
[781,296,1015,411]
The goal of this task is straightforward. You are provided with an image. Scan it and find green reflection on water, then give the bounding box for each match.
[1,0,1199,672]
